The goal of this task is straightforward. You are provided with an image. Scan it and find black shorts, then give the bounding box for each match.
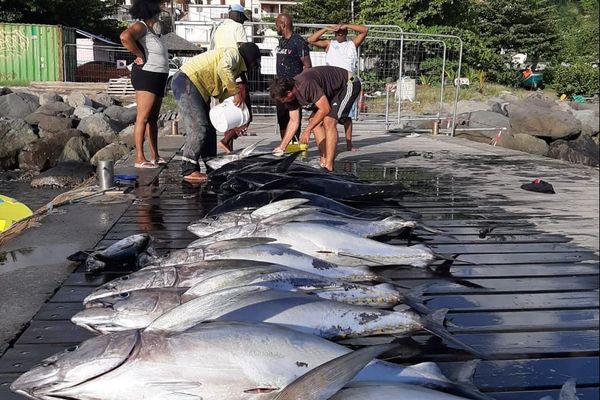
[329,78,361,124]
[131,64,169,97]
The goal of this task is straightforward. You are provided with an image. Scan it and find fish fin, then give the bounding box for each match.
[147,382,204,399]
[433,256,486,289]
[275,151,301,173]
[250,198,310,220]
[559,378,578,400]
[204,237,276,252]
[422,308,489,359]
[66,250,93,262]
[239,139,266,157]
[450,359,480,385]
[274,344,397,400]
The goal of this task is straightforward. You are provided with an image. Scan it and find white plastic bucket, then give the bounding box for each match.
[399,77,416,102]
[209,97,250,132]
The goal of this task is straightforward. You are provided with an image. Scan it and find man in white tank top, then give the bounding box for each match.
[308,23,368,151]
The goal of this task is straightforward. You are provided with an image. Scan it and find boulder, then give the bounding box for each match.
[77,113,119,142]
[87,136,109,156]
[73,105,97,119]
[547,135,600,167]
[37,115,74,134]
[39,92,64,106]
[0,87,12,96]
[524,92,560,108]
[59,136,92,163]
[30,161,94,188]
[18,130,82,172]
[0,92,40,118]
[67,91,93,108]
[453,111,511,143]
[507,133,549,156]
[507,100,582,139]
[571,109,599,136]
[91,93,116,108]
[35,102,74,117]
[455,100,490,114]
[487,97,510,116]
[90,142,130,165]
[118,125,135,148]
[0,119,38,169]
[104,105,137,125]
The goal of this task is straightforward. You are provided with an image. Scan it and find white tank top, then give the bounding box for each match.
[325,40,357,74]
[137,21,169,73]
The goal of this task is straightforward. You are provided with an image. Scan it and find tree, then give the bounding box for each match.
[476,0,560,64]
[553,0,599,63]
[0,0,123,42]
[289,0,355,24]
[356,0,474,29]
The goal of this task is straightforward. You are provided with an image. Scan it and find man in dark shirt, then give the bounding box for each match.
[269,65,361,171]
[274,13,311,142]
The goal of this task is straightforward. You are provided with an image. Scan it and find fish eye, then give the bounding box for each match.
[120,276,130,281]
[66,346,78,352]
[118,292,130,298]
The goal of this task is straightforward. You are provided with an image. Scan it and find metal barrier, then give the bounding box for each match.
[64,23,462,135]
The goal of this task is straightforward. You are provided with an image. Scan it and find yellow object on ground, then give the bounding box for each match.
[0,195,33,232]
[285,143,308,153]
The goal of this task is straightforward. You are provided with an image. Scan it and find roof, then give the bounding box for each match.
[160,32,202,52]
[74,28,120,46]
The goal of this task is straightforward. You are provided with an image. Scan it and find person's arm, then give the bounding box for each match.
[307,26,332,50]
[343,23,369,47]
[274,108,301,152]
[300,38,312,70]
[299,95,330,144]
[120,22,146,65]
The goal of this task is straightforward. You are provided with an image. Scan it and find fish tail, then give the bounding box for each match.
[422,309,489,359]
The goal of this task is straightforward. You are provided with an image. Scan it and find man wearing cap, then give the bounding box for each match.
[210,4,248,50]
[171,42,261,182]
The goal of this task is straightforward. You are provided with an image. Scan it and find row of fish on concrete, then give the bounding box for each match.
[12,146,578,399]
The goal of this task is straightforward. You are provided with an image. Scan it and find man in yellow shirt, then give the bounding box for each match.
[172,42,261,182]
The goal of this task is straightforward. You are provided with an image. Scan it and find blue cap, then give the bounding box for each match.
[229,4,248,21]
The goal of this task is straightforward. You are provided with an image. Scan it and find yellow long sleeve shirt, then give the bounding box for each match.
[180,47,247,103]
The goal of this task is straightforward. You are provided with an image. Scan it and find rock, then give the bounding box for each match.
[507,133,549,156]
[118,125,135,148]
[524,92,559,108]
[37,115,74,134]
[507,100,582,139]
[59,136,92,163]
[0,87,12,96]
[23,113,45,126]
[571,109,599,136]
[90,142,130,166]
[35,102,74,117]
[104,105,137,125]
[487,97,510,116]
[87,136,109,156]
[30,161,94,188]
[547,134,600,167]
[77,113,119,142]
[453,111,511,143]
[499,92,520,103]
[0,92,40,118]
[91,93,116,108]
[39,92,64,106]
[455,100,491,114]
[67,91,93,108]
[18,130,81,172]
[0,119,38,169]
[73,105,96,119]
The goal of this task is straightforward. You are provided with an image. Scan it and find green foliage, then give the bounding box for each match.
[554,0,599,63]
[552,63,600,96]
[290,0,354,24]
[356,0,474,28]
[359,70,387,93]
[476,0,560,63]
[492,70,523,87]
[0,0,122,42]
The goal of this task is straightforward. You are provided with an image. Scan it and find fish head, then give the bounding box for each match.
[11,331,138,399]
[73,290,182,333]
[84,256,106,272]
[83,267,179,304]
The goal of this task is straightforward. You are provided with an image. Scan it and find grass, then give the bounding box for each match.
[363,82,530,114]
[160,93,177,113]
[0,80,31,87]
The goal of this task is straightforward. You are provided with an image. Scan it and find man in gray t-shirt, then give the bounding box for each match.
[269,66,361,172]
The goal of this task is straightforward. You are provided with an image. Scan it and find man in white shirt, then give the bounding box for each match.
[308,23,368,151]
[210,4,248,50]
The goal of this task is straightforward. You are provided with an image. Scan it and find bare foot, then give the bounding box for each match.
[218,140,232,154]
[346,142,358,151]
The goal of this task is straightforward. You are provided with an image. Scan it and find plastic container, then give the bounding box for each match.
[209,97,250,132]
[0,195,33,232]
[399,77,416,102]
[285,143,308,152]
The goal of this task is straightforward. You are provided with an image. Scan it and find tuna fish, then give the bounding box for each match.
[205,139,266,170]
[11,321,486,400]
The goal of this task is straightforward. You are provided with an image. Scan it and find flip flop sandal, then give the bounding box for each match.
[134,161,159,169]
[183,173,208,182]
[152,157,167,165]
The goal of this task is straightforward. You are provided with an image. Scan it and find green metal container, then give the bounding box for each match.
[0,23,76,82]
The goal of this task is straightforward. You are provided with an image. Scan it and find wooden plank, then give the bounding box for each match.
[0,345,71,373]
[35,303,84,320]
[395,277,599,292]
[380,263,598,278]
[49,286,95,303]
[0,374,26,400]
[16,321,93,345]
[488,387,598,400]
